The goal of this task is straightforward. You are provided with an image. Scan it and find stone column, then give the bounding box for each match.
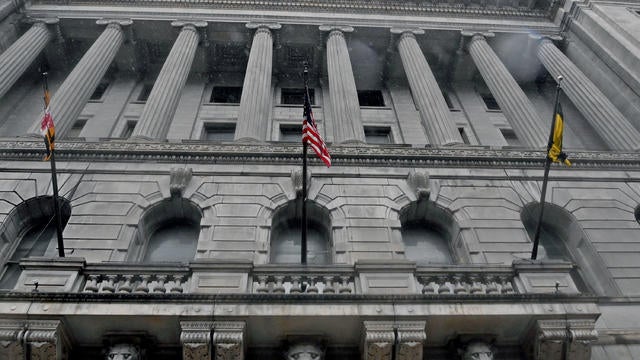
[212,321,246,360]
[321,25,365,143]
[234,23,280,141]
[467,33,547,148]
[31,19,129,137]
[180,321,213,360]
[395,29,462,146]
[0,20,53,99]
[537,38,640,150]
[131,21,204,140]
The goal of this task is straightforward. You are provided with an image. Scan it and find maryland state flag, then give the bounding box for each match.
[547,102,571,166]
[40,89,55,161]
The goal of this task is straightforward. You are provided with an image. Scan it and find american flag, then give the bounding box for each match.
[302,88,331,167]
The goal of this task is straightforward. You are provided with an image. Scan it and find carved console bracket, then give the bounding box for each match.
[0,320,26,359]
[181,321,214,360]
[24,320,71,360]
[407,169,431,200]
[528,319,597,360]
[170,167,193,197]
[213,321,246,360]
[362,321,426,360]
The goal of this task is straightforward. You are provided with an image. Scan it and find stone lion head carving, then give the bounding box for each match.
[284,341,324,360]
[106,343,141,360]
[460,340,495,360]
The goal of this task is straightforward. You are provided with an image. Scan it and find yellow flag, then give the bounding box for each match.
[547,103,571,166]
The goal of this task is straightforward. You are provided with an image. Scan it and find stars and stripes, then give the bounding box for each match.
[302,87,331,167]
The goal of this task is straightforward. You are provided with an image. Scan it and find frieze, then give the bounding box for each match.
[30,0,554,18]
[1,140,640,170]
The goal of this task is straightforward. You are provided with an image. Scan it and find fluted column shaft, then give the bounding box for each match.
[537,38,640,150]
[398,32,462,146]
[326,29,365,143]
[33,22,123,136]
[0,22,51,99]
[468,35,547,148]
[235,27,274,141]
[132,24,199,140]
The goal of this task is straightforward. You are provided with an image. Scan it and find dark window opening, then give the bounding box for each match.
[281,88,314,105]
[458,127,470,145]
[280,124,302,142]
[203,123,236,141]
[121,121,137,138]
[443,91,455,110]
[210,86,243,104]
[90,82,110,101]
[358,90,385,107]
[364,127,392,144]
[500,129,521,147]
[143,220,199,263]
[481,93,500,110]
[67,119,86,138]
[137,84,153,102]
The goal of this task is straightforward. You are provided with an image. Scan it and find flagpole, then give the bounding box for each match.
[301,64,309,265]
[41,69,66,258]
[531,75,563,260]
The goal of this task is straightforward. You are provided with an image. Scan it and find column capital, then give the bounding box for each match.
[390,28,425,36]
[171,20,207,29]
[319,24,354,33]
[529,33,563,42]
[24,17,59,25]
[461,30,494,38]
[246,22,281,30]
[96,18,132,27]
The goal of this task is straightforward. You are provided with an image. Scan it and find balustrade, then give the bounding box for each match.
[82,272,189,294]
[416,267,516,295]
[252,267,355,295]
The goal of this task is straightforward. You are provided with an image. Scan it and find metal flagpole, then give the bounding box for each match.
[531,75,563,260]
[301,64,309,265]
[41,69,66,257]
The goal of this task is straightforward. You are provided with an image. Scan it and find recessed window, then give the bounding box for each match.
[90,81,110,101]
[280,124,302,142]
[442,91,455,110]
[143,220,199,263]
[364,127,392,144]
[210,86,242,104]
[137,84,153,102]
[481,93,500,110]
[358,90,385,107]
[121,121,137,138]
[500,129,521,147]
[67,119,86,138]
[203,123,236,141]
[400,201,458,265]
[281,88,314,105]
[458,127,470,144]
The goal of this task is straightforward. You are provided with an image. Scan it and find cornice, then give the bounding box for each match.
[2,140,640,170]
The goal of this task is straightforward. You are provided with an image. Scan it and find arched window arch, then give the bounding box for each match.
[521,202,615,295]
[129,198,202,263]
[0,196,71,289]
[399,200,458,265]
[270,199,332,264]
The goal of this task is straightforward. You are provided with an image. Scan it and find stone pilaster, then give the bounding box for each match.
[0,320,25,360]
[529,319,597,360]
[537,38,640,150]
[131,21,204,140]
[180,321,213,360]
[234,23,280,141]
[0,20,53,99]
[395,321,426,360]
[362,321,394,360]
[31,19,129,137]
[24,320,70,360]
[320,25,365,144]
[467,33,547,148]
[213,321,246,360]
[395,29,462,146]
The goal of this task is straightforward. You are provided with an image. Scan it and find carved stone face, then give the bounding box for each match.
[285,342,323,360]
[106,344,140,360]
[463,341,494,360]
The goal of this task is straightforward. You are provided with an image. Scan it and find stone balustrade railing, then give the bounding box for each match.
[416,265,516,295]
[251,265,356,295]
[81,264,191,294]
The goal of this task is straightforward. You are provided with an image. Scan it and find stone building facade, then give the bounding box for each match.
[0,0,639,358]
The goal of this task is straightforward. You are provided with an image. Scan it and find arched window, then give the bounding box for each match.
[270,200,331,264]
[400,200,457,265]
[0,196,71,289]
[130,198,202,263]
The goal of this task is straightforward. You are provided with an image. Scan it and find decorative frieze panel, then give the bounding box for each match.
[213,321,246,360]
